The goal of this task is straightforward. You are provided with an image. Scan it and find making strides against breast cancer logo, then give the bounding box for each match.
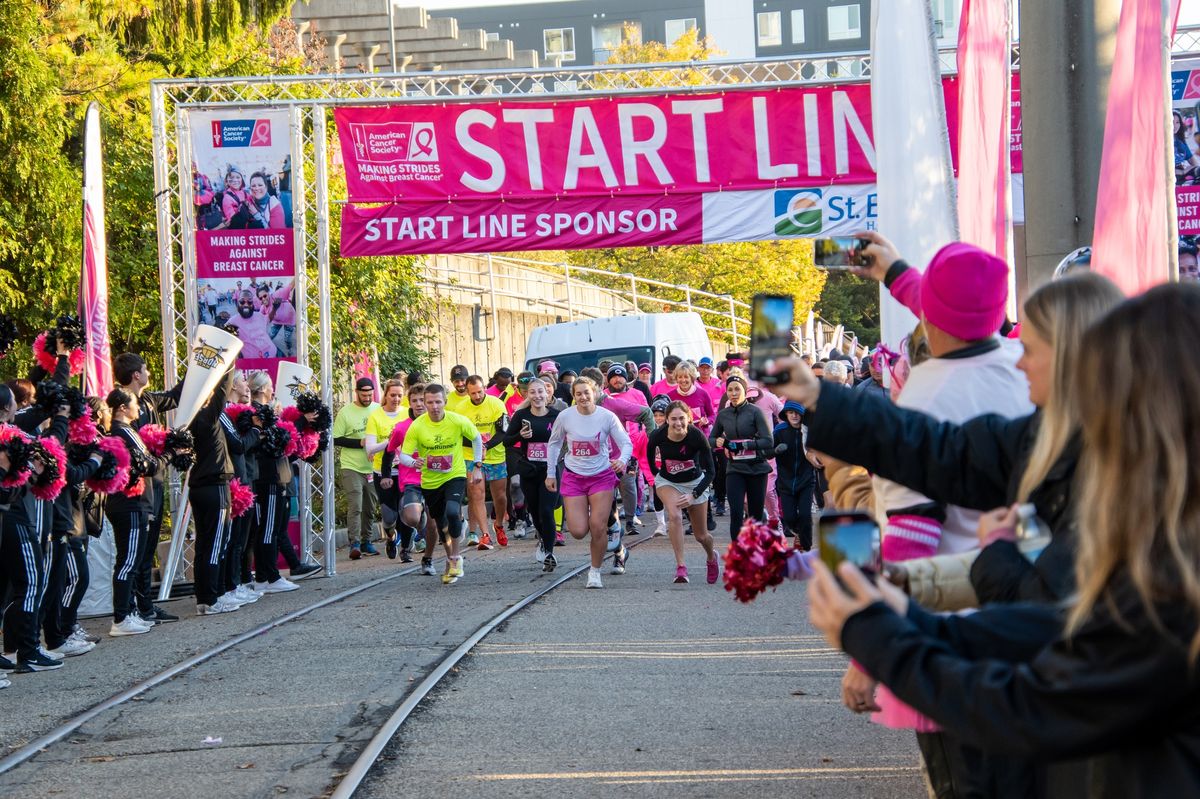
[773,189,824,236]
[192,338,231,370]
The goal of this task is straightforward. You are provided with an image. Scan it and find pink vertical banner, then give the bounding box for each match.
[80,103,114,396]
[353,351,380,402]
[1092,0,1169,294]
[955,0,1011,261]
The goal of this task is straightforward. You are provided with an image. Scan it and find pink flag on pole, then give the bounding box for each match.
[1091,0,1171,294]
[80,103,114,396]
[955,0,1011,261]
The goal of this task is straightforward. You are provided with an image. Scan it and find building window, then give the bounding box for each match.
[790,9,805,44]
[665,17,697,43]
[485,31,499,42]
[544,28,575,61]
[592,21,641,63]
[827,4,861,41]
[931,0,958,39]
[757,11,782,47]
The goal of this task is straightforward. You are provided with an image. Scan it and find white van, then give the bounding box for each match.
[524,312,714,381]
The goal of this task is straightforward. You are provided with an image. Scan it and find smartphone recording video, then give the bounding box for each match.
[814,237,869,268]
[817,510,882,576]
[749,294,795,386]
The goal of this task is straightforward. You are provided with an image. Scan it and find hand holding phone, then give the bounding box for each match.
[749,294,795,386]
[817,510,882,577]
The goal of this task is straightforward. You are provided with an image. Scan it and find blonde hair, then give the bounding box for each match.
[571,376,598,399]
[247,369,272,397]
[673,361,698,380]
[1016,272,1124,503]
[1069,284,1200,662]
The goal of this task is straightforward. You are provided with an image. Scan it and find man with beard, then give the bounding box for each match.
[226,291,278,358]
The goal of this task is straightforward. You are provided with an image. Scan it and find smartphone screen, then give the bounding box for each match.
[814,237,866,268]
[749,294,794,385]
[817,511,882,576]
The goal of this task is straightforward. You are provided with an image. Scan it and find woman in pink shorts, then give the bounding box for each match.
[545,377,632,589]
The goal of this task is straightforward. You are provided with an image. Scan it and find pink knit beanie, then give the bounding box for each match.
[919,243,1009,341]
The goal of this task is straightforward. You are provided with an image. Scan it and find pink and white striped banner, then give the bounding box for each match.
[80,102,114,397]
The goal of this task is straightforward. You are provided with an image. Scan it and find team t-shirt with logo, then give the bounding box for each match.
[459,395,508,465]
[445,390,473,415]
[401,411,479,489]
[332,402,378,474]
[366,407,406,472]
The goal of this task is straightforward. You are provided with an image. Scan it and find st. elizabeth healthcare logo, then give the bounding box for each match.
[774,189,823,236]
[210,119,273,148]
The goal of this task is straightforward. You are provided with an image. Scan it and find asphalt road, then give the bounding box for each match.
[1,529,924,799]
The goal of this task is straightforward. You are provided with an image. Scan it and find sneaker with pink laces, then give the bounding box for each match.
[674,564,689,584]
[706,556,719,584]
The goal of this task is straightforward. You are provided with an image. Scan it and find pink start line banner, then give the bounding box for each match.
[336,77,1024,255]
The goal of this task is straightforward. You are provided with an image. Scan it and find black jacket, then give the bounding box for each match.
[187,372,233,488]
[805,383,1078,604]
[220,410,260,483]
[771,421,813,493]
[709,401,773,475]
[843,576,1200,799]
[104,421,159,514]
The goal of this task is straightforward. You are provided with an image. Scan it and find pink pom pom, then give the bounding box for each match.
[86,435,132,495]
[225,403,255,421]
[124,478,145,499]
[30,436,67,501]
[295,429,320,460]
[68,409,98,446]
[722,519,794,603]
[139,424,169,457]
[230,478,254,518]
[67,348,85,376]
[32,332,57,373]
[0,424,31,488]
[280,406,303,425]
[278,419,300,457]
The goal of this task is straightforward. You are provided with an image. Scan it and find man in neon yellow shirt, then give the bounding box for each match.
[445,364,472,414]
[364,379,407,555]
[397,384,483,584]
[460,375,510,550]
[332,377,380,557]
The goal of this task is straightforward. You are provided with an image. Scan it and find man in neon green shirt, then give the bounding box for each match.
[445,364,472,414]
[398,384,483,584]
[460,375,510,550]
[332,377,380,557]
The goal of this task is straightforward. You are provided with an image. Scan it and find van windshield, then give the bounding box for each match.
[527,347,655,379]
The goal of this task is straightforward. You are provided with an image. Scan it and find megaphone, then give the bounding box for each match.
[175,324,243,429]
[275,360,315,407]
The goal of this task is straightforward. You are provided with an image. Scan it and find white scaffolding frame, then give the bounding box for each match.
[150,30,1200,593]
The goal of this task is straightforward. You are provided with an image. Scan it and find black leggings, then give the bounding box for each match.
[60,536,89,636]
[1,518,44,660]
[224,513,253,593]
[713,451,728,503]
[107,507,147,621]
[253,484,288,584]
[191,483,230,606]
[423,478,466,543]
[779,481,816,550]
[725,472,767,539]
[40,536,70,649]
[520,465,559,554]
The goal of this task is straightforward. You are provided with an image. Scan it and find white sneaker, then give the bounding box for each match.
[196,601,232,615]
[260,578,299,593]
[632,516,644,527]
[0,675,9,689]
[233,585,260,603]
[241,583,265,598]
[38,647,65,661]
[51,638,95,657]
[219,591,247,608]
[652,511,667,537]
[110,618,151,636]
[586,568,603,589]
[534,543,547,563]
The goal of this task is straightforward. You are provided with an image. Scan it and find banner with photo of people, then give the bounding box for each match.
[190,108,298,375]
[1173,58,1200,281]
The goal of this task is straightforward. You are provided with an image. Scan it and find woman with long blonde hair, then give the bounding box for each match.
[808,282,1200,797]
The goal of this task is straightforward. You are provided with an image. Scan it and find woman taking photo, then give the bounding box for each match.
[647,401,719,585]
[809,283,1200,798]
[545,377,632,589]
[503,378,561,572]
[710,372,773,539]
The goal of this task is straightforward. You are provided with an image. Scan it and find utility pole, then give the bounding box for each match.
[1019,0,1120,294]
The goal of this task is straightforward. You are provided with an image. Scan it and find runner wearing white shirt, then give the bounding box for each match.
[545,377,633,589]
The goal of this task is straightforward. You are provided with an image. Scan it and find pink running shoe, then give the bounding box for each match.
[706,557,719,584]
[674,565,689,584]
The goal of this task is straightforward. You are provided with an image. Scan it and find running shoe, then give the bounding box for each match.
[466,530,480,547]
[714,499,727,517]
[706,556,720,585]
[50,637,94,657]
[148,605,180,623]
[39,647,65,661]
[400,548,413,563]
[16,651,64,672]
[495,524,509,547]
[233,585,260,604]
[72,625,101,644]
[259,577,299,593]
[477,532,494,551]
[512,521,528,540]
[349,544,361,560]
[632,515,644,527]
[586,567,603,588]
[555,531,566,546]
[0,675,9,689]
[361,541,381,557]
[442,568,458,585]
[543,552,557,573]
[535,543,547,563]
[625,521,639,537]
[674,565,689,583]
[291,563,322,580]
[385,534,397,560]
[414,537,427,553]
[421,558,436,576]
[110,617,152,635]
[606,522,622,552]
[451,556,465,578]
[652,512,667,538]
[611,545,628,575]
[0,654,15,673]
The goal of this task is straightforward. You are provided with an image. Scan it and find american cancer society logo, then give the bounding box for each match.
[350,121,439,163]
[774,189,823,236]
[211,119,273,148]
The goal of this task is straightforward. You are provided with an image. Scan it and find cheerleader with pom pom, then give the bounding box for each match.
[246,371,302,594]
[102,388,160,637]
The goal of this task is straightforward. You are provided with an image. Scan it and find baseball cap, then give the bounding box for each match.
[538,360,558,373]
[637,363,651,372]
[450,365,469,380]
[699,356,714,367]
[606,364,627,378]
[355,377,375,390]
[650,397,670,413]
[560,369,577,378]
